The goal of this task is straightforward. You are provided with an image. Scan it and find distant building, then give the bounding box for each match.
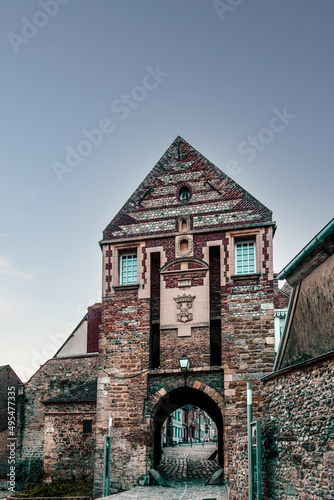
[0,366,22,477]
[273,275,290,352]
[162,405,217,446]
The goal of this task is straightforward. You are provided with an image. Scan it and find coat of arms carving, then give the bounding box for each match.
[174,293,196,323]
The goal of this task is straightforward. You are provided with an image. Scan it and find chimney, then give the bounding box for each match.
[87,303,102,353]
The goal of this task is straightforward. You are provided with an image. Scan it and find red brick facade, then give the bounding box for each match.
[94,137,276,497]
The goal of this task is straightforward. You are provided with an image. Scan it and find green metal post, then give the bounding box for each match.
[102,414,113,497]
[247,382,253,500]
[256,420,262,500]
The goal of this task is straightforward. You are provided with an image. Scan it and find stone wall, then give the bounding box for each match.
[0,429,9,478]
[44,402,96,482]
[94,292,151,497]
[160,327,210,369]
[18,356,98,473]
[263,356,334,499]
[221,272,274,498]
[0,367,22,478]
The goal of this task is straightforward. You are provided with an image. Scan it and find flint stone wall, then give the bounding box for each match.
[263,356,334,499]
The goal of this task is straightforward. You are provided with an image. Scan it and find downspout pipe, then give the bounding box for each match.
[277,218,334,281]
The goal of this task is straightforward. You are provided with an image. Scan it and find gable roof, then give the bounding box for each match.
[274,219,334,371]
[102,136,274,243]
[277,217,334,284]
[43,378,97,404]
[0,365,22,384]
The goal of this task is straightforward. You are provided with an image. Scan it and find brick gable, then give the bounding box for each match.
[102,136,273,241]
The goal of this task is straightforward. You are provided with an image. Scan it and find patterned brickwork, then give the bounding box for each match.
[97,134,275,495]
[102,137,272,242]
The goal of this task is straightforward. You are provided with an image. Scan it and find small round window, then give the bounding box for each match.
[179,186,190,202]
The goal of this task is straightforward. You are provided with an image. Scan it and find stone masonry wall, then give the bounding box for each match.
[44,402,96,482]
[99,229,275,497]
[0,367,22,478]
[0,429,9,478]
[160,327,210,369]
[220,232,274,498]
[94,292,151,497]
[19,356,98,467]
[263,357,334,499]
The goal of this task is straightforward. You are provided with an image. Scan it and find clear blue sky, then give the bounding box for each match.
[1,0,333,381]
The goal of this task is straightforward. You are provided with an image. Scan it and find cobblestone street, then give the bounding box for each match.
[157,443,221,483]
[0,480,9,499]
[107,443,227,499]
[107,483,227,499]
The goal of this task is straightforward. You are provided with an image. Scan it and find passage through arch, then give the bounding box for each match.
[151,386,224,471]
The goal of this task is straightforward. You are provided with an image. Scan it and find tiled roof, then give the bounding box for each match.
[44,378,97,404]
[102,136,273,242]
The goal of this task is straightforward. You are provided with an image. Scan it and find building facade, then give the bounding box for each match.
[94,136,276,497]
[161,405,217,446]
[263,218,334,499]
[0,366,22,478]
[17,137,279,499]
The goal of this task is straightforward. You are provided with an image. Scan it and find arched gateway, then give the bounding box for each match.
[148,382,224,469]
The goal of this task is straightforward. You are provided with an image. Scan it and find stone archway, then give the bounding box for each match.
[146,380,224,471]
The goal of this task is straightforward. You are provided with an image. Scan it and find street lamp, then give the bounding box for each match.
[179,355,190,372]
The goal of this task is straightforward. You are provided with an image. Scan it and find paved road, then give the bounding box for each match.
[0,481,9,499]
[157,443,220,483]
[106,444,227,499]
[106,483,227,499]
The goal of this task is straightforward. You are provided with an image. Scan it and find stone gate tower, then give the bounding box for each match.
[94,137,275,498]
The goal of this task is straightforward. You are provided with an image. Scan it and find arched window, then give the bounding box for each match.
[179,186,190,202]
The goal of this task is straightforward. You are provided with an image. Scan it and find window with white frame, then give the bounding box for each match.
[235,241,256,275]
[120,253,137,285]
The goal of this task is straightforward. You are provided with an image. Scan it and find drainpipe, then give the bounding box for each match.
[247,383,253,500]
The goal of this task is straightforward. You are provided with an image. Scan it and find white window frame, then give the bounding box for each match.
[235,240,256,275]
[120,252,138,285]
